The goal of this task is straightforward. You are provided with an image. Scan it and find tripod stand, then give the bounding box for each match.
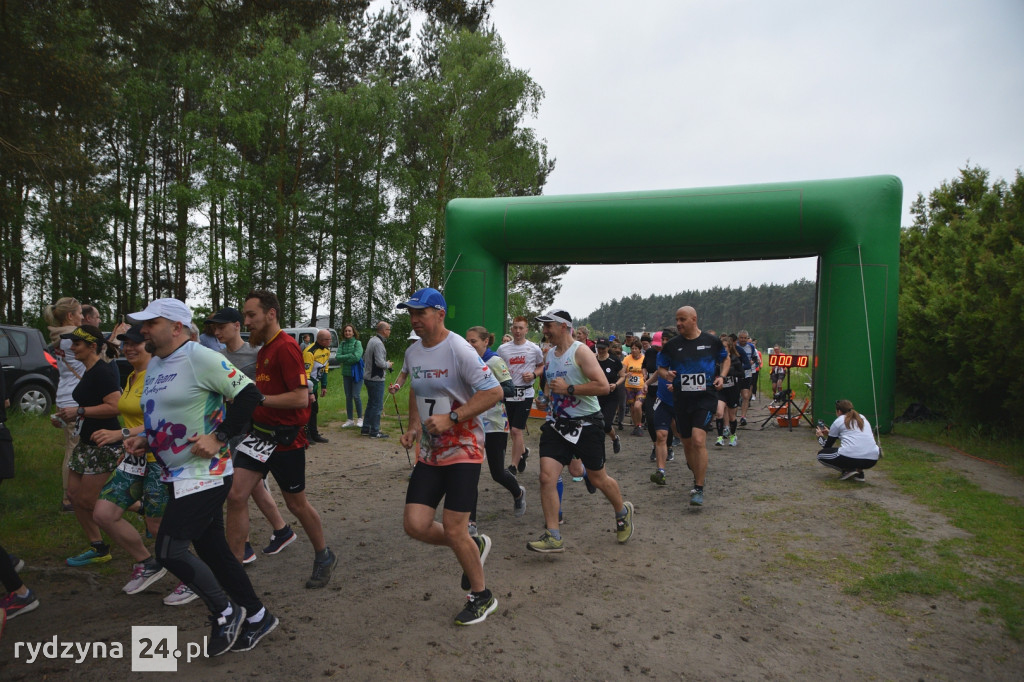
[759,368,816,432]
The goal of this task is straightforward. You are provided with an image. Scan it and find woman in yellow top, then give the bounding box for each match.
[620,341,648,436]
[92,325,181,601]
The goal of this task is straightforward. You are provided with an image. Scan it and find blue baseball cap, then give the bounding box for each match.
[397,287,447,312]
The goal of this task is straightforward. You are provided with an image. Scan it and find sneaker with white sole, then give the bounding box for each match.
[728,435,737,447]
[356,418,364,428]
[461,534,491,590]
[242,542,256,565]
[164,582,198,606]
[527,531,564,553]
[123,562,168,595]
[454,590,497,626]
[208,604,246,656]
[715,436,724,447]
[513,486,526,517]
[1,589,39,620]
[615,501,635,544]
[341,419,355,428]
[231,609,279,652]
[262,525,297,555]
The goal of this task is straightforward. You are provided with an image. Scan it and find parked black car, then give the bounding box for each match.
[0,323,59,415]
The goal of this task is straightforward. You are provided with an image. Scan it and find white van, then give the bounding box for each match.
[283,327,340,368]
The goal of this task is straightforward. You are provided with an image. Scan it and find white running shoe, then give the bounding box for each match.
[123,563,168,595]
[341,419,355,428]
[164,582,199,606]
[356,418,364,428]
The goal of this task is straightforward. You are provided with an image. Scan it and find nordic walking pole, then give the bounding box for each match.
[390,384,412,467]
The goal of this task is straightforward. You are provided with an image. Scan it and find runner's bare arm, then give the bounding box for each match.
[553,344,610,396]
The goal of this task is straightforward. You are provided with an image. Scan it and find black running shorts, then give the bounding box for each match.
[234,446,306,494]
[405,461,481,513]
[505,399,530,430]
[538,421,606,472]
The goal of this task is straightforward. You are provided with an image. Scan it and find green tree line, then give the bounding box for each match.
[0,0,561,329]
[579,279,817,349]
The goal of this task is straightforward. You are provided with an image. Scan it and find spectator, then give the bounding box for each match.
[44,296,85,512]
[199,322,225,351]
[336,323,364,429]
[361,320,392,438]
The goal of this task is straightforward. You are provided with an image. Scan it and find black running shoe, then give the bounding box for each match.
[584,475,596,494]
[454,591,497,626]
[612,436,621,454]
[262,525,297,555]
[231,610,279,652]
[208,604,246,656]
[517,447,529,473]
[305,548,338,589]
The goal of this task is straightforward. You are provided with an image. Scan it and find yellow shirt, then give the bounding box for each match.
[622,354,646,390]
[119,369,155,462]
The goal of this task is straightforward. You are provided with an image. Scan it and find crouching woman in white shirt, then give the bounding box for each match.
[815,399,880,482]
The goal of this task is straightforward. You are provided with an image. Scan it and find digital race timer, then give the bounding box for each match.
[767,353,809,368]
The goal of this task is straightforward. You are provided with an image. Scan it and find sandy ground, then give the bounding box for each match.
[1,399,1022,681]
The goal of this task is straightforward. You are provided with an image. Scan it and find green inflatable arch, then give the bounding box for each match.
[442,175,902,432]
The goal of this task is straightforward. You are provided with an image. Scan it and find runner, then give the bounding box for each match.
[736,330,759,425]
[126,298,275,655]
[208,307,296,565]
[228,290,337,589]
[527,309,634,554]
[92,324,173,598]
[649,329,679,485]
[397,288,503,625]
[594,338,623,454]
[620,341,646,436]
[465,325,526,530]
[657,306,728,507]
[714,336,744,447]
[497,316,544,474]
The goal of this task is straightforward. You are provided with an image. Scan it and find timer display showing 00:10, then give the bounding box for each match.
[768,354,809,368]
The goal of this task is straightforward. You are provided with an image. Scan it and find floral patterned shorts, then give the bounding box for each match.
[68,442,121,475]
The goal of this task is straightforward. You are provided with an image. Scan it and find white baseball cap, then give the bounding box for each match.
[128,298,193,326]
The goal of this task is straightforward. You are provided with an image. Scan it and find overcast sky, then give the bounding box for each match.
[476,0,1024,318]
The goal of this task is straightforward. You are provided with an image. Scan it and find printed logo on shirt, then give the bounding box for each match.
[507,355,527,366]
[409,366,449,379]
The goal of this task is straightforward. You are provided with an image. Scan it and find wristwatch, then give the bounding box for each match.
[449,411,459,423]
[215,430,230,444]
[566,384,575,395]
[77,406,85,417]
[121,427,131,439]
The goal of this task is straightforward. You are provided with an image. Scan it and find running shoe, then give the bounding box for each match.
[612,436,621,454]
[667,448,675,462]
[164,582,198,606]
[739,417,747,426]
[518,447,529,473]
[506,464,517,478]
[853,472,866,482]
[461,534,491,590]
[584,475,597,494]
[368,431,389,439]
[310,434,329,444]
[689,488,704,506]
[242,542,256,565]
[66,547,111,566]
[9,554,24,573]
[631,426,643,437]
[715,436,724,447]
[262,525,297,555]
[649,447,656,462]
[723,427,731,438]
[728,435,738,447]
[650,469,666,486]
[673,436,682,446]
[514,486,527,517]
[356,418,364,428]
[526,531,564,553]
[208,604,246,657]
[454,591,497,626]
[305,548,338,589]
[1,589,39,620]
[231,610,279,652]
[123,562,168,595]
[341,419,355,428]
[571,475,583,483]
[838,470,860,481]
[615,501,634,544]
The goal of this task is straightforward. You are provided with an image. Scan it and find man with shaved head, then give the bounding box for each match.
[657,307,728,507]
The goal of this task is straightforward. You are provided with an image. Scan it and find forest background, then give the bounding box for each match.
[1,1,1021,432]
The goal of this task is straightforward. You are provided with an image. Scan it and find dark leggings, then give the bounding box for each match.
[644,389,658,442]
[470,432,521,523]
[155,481,262,616]
[0,541,23,593]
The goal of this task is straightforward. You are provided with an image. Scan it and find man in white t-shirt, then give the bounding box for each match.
[398,288,503,627]
[497,316,545,474]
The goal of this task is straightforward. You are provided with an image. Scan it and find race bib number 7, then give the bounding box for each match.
[677,373,707,392]
[417,395,453,422]
[235,433,276,463]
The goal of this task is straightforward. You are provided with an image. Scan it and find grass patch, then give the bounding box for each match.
[890,395,1024,476]
[838,441,1024,639]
